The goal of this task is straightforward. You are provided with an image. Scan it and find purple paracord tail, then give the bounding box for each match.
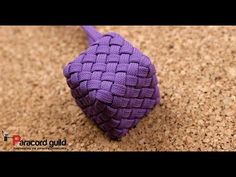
[63,26,160,140]
[81,26,102,45]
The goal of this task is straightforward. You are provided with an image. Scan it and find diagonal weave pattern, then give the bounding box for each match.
[63,31,160,139]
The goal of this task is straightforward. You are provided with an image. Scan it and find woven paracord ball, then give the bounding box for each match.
[63,26,160,140]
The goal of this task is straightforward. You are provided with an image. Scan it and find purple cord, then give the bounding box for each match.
[81,26,102,45]
[63,26,160,140]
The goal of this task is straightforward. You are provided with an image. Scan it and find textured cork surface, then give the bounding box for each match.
[0,26,235,151]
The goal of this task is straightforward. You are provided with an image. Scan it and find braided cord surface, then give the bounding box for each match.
[64,26,160,139]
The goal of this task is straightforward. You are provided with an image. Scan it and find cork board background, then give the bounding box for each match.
[0,26,235,151]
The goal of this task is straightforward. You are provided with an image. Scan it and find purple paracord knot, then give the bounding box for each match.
[63,26,160,140]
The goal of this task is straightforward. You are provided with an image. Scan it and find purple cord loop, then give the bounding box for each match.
[63,26,160,140]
